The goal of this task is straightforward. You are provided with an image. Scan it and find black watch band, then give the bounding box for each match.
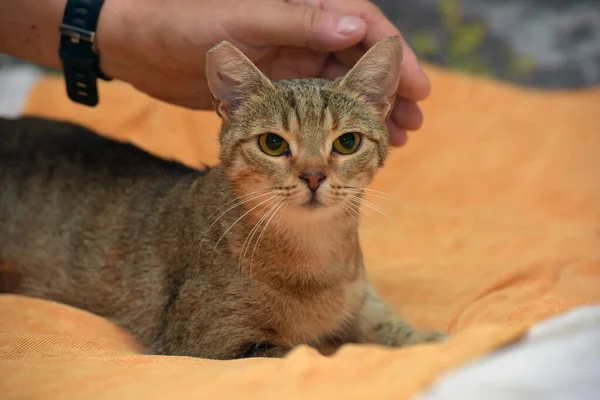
[59,0,112,107]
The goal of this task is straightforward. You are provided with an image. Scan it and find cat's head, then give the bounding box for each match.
[206,37,403,220]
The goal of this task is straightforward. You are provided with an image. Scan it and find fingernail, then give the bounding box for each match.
[336,16,364,35]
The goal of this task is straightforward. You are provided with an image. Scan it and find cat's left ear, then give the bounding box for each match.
[337,36,403,117]
[206,41,275,119]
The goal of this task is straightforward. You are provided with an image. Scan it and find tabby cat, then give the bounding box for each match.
[0,37,445,359]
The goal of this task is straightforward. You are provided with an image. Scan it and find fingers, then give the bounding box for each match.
[390,97,423,132]
[386,99,423,147]
[320,57,349,80]
[233,1,367,52]
[386,119,408,147]
[355,5,431,101]
[333,45,364,68]
[385,99,421,147]
[310,0,431,102]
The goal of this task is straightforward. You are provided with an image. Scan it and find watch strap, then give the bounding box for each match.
[59,0,112,107]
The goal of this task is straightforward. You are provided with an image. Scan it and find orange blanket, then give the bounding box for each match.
[1,65,599,399]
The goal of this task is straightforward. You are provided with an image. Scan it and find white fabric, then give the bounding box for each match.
[0,64,44,118]
[417,305,600,400]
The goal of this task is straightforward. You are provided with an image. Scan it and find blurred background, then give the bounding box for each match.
[375,0,600,89]
[1,0,599,89]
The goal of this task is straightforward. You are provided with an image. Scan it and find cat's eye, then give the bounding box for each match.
[258,133,289,156]
[333,132,362,155]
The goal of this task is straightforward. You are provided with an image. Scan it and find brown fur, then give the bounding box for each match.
[0,38,445,359]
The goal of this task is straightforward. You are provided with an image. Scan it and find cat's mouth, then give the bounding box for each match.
[303,197,323,209]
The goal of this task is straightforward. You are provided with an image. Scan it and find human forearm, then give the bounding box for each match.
[0,0,134,78]
[0,0,68,69]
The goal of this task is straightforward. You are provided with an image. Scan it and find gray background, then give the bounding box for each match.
[374,0,600,89]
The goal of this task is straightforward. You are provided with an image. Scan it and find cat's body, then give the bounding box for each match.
[0,38,445,359]
[0,116,366,357]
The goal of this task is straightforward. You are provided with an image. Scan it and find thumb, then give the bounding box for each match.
[233,1,367,52]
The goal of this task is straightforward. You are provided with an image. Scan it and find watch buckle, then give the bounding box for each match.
[60,23,97,51]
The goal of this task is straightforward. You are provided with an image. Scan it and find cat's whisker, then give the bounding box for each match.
[348,195,393,222]
[346,197,376,219]
[249,200,286,279]
[342,208,360,225]
[239,198,282,276]
[201,191,273,248]
[340,201,360,225]
[344,201,361,218]
[206,189,271,221]
[207,195,278,269]
[238,209,270,276]
[344,186,400,200]
[342,188,401,204]
[360,187,399,197]
[196,190,274,268]
[240,208,270,265]
[351,196,392,219]
[343,190,402,205]
[360,201,393,222]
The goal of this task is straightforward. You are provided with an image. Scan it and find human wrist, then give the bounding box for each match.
[0,0,128,80]
[94,0,131,81]
[95,0,156,84]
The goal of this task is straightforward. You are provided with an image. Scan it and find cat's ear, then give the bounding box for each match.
[337,36,403,117]
[206,41,275,119]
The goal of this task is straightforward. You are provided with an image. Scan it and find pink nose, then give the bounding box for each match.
[299,169,326,192]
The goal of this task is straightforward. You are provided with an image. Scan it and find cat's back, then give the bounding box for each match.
[0,116,207,255]
[0,116,195,180]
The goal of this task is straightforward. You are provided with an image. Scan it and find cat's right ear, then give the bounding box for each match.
[206,41,275,119]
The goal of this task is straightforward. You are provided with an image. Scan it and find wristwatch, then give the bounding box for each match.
[59,0,112,107]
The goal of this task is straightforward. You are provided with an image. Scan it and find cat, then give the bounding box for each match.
[0,37,446,359]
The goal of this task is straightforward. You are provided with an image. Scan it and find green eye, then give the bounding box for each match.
[333,132,361,154]
[258,133,289,156]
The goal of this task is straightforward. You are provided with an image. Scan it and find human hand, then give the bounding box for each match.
[97,0,430,146]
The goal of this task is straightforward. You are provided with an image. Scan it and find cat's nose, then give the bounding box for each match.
[299,169,326,192]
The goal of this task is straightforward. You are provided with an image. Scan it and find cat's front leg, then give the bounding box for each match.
[346,283,447,347]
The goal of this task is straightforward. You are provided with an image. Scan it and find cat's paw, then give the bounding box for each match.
[404,329,448,345]
[375,323,448,347]
[236,342,289,359]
